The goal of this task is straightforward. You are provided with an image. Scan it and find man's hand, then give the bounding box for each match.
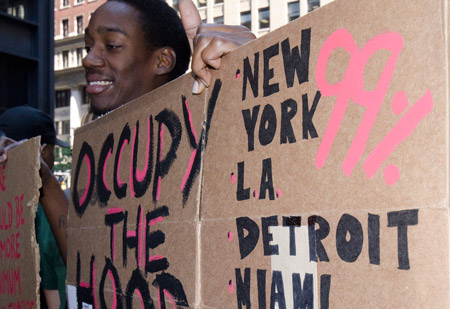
[179,0,256,94]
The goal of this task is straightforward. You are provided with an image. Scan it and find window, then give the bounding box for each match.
[55,89,71,108]
[259,7,270,29]
[62,0,69,7]
[288,2,300,22]
[215,0,223,3]
[308,0,320,12]
[6,4,25,19]
[76,0,84,3]
[62,19,69,37]
[56,121,70,135]
[198,0,206,7]
[213,15,223,24]
[76,15,83,34]
[240,11,251,29]
[76,48,83,66]
[61,121,70,135]
[62,51,69,68]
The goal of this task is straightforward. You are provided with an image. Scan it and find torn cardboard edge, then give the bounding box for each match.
[1,137,41,308]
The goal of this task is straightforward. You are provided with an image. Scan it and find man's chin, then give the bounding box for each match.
[90,99,119,117]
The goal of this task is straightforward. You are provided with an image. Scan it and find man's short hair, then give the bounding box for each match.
[110,0,191,81]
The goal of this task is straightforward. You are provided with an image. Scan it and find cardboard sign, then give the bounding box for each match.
[67,75,207,308]
[0,138,41,309]
[67,0,450,307]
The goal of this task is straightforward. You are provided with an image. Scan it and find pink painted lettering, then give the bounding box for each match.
[315,28,432,184]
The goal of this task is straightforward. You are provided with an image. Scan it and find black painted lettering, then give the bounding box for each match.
[387,209,418,270]
[281,28,311,88]
[114,123,131,199]
[308,216,330,262]
[280,99,297,145]
[122,211,129,267]
[145,206,170,273]
[336,214,363,263]
[125,268,153,308]
[236,217,260,259]
[235,268,251,309]
[283,216,301,256]
[237,161,250,201]
[153,109,182,202]
[124,206,142,267]
[368,213,380,265]
[73,141,96,217]
[262,215,279,256]
[181,80,222,205]
[97,133,114,206]
[292,273,313,309]
[270,271,286,309]
[259,158,275,200]
[242,53,260,101]
[320,274,331,309]
[99,258,124,309]
[152,272,189,307]
[130,117,154,198]
[242,105,261,152]
[302,91,320,140]
[76,252,95,308]
[104,210,124,262]
[258,105,277,147]
[257,269,267,309]
[263,43,280,97]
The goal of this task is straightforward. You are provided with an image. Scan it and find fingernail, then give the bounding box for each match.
[192,80,199,94]
[199,78,209,88]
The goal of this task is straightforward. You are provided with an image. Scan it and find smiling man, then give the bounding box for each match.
[83,0,255,117]
[83,0,191,116]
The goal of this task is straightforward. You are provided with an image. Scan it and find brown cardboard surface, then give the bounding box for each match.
[67,74,207,307]
[67,0,450,307]
[200,0,449,306]
[0,138,41,308]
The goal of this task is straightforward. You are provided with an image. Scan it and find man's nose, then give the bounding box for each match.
[82,47,104,69]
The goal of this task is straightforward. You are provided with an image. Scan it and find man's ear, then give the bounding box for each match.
[154,47,176,76]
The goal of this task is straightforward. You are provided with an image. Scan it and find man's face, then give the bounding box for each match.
[83,2,160,115]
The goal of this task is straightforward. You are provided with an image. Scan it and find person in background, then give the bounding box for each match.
[0,106,70,308]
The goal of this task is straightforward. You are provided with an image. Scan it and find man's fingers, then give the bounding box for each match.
[192,78,207,95]
[0,136,18,164]
[179,0,202,51]
[191,31,255,94]
[0,143,20,164]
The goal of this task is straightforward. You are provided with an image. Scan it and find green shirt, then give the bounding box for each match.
[36,203,67,308]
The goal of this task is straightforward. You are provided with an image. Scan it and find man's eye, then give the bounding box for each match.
[107,44,121,50]
[85,46,91,53]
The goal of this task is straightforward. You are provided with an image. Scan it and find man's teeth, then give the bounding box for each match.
[89,81,112,85]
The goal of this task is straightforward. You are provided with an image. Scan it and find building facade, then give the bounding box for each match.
[0,1,54,116]
[54,0,106,145]
[53,0,331,145]
[167,0,332,37]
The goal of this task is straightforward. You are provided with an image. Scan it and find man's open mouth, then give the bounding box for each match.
[88,81,113,86]
[86,80,114,94]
